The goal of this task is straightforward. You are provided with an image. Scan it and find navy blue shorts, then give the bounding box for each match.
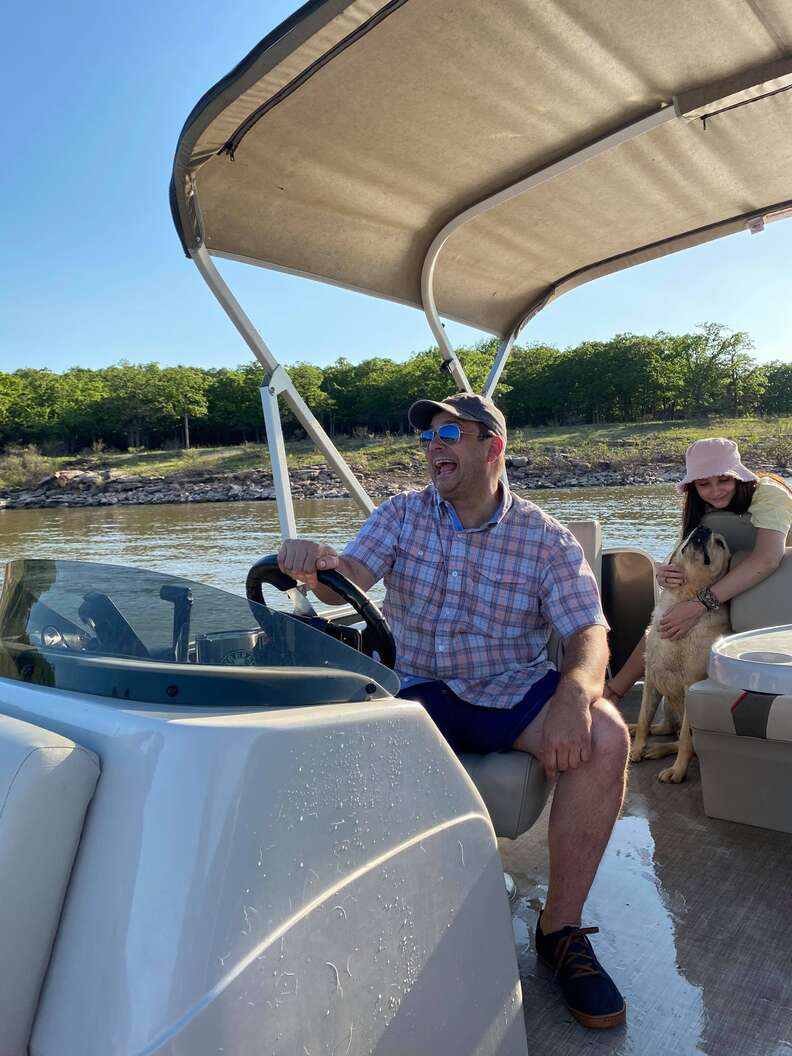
[397,670,560,754]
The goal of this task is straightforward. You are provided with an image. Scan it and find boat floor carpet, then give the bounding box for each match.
[501,689,792,1056]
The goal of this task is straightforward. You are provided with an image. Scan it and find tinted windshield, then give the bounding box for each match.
[0,559,398,704]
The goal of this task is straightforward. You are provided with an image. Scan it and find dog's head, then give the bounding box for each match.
[671,525,731,590]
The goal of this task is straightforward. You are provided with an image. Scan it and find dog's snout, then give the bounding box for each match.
[690,526,712,545]
[681,524,714,564]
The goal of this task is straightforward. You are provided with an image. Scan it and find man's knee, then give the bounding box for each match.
[590,699,629,769]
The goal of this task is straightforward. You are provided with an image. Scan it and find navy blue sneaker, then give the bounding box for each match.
[535,917,626,1029]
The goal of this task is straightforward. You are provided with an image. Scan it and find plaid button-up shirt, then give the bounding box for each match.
[344,484,607,709]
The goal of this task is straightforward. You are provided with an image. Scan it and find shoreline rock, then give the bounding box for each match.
[1,459,787,512]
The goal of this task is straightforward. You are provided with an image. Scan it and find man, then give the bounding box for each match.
[278,393,629,1029]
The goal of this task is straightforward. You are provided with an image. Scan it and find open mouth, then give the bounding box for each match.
[432,457,458,480]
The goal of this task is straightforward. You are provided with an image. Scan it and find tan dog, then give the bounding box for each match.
[630,525,730,783]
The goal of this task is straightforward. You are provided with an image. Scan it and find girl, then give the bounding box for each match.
[605,437,792,703]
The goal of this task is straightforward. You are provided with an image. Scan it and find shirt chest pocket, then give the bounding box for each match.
[388,539,444,615]
[466,565,537,637]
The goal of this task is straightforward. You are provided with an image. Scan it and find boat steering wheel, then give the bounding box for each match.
[245,555,396,669]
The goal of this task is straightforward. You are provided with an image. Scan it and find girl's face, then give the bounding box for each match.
[694,474,737,508]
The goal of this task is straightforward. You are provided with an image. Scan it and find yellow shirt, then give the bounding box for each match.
[749,477,792,535]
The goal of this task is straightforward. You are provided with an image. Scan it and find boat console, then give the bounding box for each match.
[0,559,528,1055]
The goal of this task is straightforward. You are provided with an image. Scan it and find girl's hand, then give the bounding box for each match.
[659,600,706,640]
[656,562,686,589]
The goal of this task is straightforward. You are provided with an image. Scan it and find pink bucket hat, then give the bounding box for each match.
[676,437,757,493]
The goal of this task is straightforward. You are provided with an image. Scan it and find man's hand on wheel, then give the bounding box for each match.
[278,539,340,593]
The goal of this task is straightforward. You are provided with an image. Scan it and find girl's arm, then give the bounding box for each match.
[659,528,786,639]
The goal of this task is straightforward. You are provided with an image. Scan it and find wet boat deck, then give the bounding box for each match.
[502,691,792,1056]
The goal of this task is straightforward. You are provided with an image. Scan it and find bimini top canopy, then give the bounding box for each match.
[171,0,792,338]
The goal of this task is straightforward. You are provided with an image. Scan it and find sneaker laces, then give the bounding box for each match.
[553,927,602,980]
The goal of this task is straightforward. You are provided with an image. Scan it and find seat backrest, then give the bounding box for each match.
[729,549,792,632]
[547,521,602,670]
[0,714,99,1055]
[565,520,602,586]
[702,510,792,551]
[701,511,758,553]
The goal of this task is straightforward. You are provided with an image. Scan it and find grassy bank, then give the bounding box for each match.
[2,417,791,488]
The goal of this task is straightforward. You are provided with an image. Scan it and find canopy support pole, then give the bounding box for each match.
[259,373,298,540]
[191,246,375,524]
[420,105,677,396]
[482,332,517,399]
[258,377,316,615]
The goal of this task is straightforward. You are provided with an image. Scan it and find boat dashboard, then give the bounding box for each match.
[0,559,399,706]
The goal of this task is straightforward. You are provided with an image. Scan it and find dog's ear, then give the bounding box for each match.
[711,536,731,580]
[712,535,730,557]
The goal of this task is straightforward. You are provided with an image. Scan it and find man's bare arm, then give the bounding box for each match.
[277,539,376,605]
[540,625,609,780]
[558,624,609,704]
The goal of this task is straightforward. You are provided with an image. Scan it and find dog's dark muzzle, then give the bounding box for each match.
[682,525,713,563]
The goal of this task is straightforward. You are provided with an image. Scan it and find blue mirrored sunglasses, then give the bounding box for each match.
[419,423,488,445]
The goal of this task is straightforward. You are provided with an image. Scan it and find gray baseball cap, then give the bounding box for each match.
[408,393,507,441]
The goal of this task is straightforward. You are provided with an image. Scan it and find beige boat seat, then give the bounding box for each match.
[687,545,792,832]
[701,509,792,551]
[0,715,100,1054]
[460,521,602,839]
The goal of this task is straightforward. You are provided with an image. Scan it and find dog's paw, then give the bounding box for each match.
[658,765,686,783]
[629,745,645,763]
[643,742,678,760]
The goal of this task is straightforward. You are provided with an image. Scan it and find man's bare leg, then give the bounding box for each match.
[513,698,629,933]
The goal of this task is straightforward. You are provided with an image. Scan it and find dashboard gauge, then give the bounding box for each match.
[42,626,65,647]
[221,648,256,666]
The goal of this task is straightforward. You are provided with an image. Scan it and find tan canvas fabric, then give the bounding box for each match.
[173,0,792,336]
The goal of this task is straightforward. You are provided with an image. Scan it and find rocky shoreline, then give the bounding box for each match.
[0,461,677,510]
[1,453,788,511]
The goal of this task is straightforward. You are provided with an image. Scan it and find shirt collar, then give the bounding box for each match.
[434,482,512,532]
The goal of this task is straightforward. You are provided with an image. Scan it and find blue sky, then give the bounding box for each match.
[2,0,790,374]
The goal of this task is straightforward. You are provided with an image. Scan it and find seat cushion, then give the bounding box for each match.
[687,678,792,744]
[460,751,550,839]
[0,714,99,1055]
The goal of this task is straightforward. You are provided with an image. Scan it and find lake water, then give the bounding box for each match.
[0,485,683,608]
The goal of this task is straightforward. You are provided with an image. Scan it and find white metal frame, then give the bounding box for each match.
[191,245,378,613]
[419,104,678,395]
[191,245,375,519]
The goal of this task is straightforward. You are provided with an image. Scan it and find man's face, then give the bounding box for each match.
[424,411,497,500]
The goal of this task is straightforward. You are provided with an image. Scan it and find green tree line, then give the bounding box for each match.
[1,323,790,452]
